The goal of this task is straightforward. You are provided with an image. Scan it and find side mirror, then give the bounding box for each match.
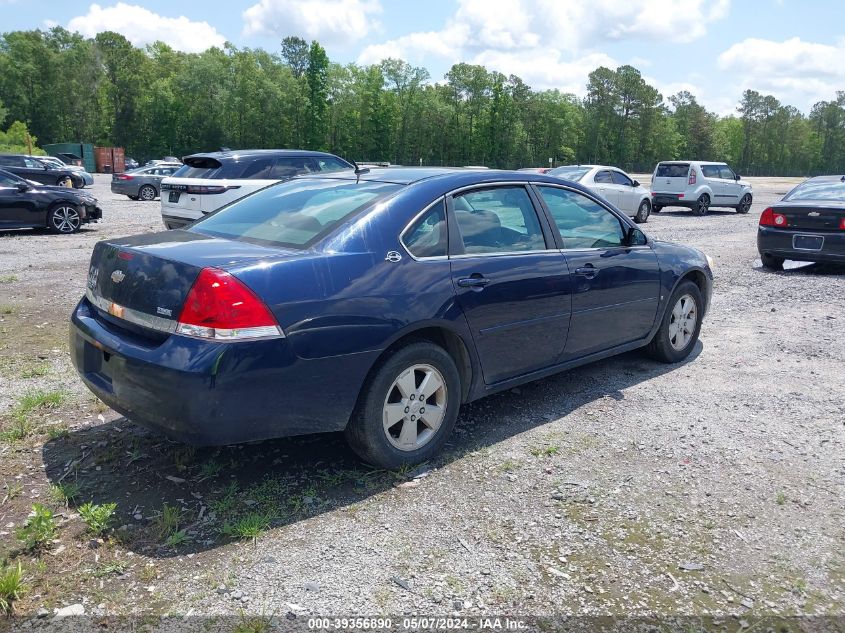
[16,183,29,192]
[632,180,640,187]
[735,174,741,180]
[626,227,647,246]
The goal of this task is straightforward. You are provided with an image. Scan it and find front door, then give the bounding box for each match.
[591,169,619,207]
[719,165,742,205]
[448,185,572,384]
[534,185,661,360]
[0,172,35,226]
[610,169,637,215]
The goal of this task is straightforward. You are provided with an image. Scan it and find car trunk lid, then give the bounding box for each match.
[773,201,845,231]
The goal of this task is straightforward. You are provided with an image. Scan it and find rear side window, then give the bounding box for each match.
[402,200,447,258]
[0,156,23,167]
[193,179,402,248]
[452,186,546,254]
[655,163,690,178]
[537,186,626,249]
[701,165,720,178]
[594,170,613,184]
[315,157,352,172]
[784,179,845,201]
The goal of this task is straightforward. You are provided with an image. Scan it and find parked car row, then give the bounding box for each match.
[0,153,92,188]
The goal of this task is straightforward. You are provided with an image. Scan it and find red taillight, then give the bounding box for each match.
[840,218,845,230]
[176,268,281,340]
[116,174,133,180]
[688,170,696,185]
[759,207,787,227]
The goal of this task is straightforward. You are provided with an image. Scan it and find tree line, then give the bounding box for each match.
[1,28,844,176]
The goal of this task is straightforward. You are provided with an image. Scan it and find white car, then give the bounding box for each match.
[651,161,753,216]
[546,164,653,223]
[160,149,353,229]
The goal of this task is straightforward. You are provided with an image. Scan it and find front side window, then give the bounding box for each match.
[451,186,546,254]
[403,200,447,258]
[23,157,44,169]
[537,186,626,250]
[611,170,633,186]
[0,171,20,186]
[315,157,352,172]
[718,166,735,180]
[193,179,402,248]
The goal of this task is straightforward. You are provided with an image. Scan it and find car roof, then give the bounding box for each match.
[184,149,347,161]
[658,160,726,165]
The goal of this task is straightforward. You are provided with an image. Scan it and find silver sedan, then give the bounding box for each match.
[110,164,180,201]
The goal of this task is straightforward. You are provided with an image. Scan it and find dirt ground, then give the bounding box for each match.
[0,174,843,631]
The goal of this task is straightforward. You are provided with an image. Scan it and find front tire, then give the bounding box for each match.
[48,204,82,234]
[345,341,461,469]
[634,199,651,223]
[737,194,752,214]
[646,280,703,363]
[761,252,784,271]
[692,194,710,216]
[139,185,157,201]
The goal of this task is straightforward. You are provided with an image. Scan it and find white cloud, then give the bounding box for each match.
[242,0,381,46]
[357,0,729,94]
[66,3,226,53]
[718,37,845,110]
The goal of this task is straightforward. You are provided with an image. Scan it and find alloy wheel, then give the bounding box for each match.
[382,363,447,451]
[668,293,697,351]
[140,185,156,201]
[51,206,81,233]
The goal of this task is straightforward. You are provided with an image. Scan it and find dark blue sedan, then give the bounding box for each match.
[70,168,713,468]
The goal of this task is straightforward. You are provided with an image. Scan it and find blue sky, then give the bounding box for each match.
[4,0,844,114]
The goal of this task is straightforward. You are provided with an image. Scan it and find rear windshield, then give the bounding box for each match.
[783,179,845,202]
[172,155,353,181]
[192,179,402,248]
[655,163,690,178]
[548,166,590,182]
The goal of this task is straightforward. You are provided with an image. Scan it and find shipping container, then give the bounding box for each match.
[43,143,95,173]
[94,146,125,173]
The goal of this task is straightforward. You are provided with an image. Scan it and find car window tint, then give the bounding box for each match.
[0,156,21,167]
[452,186,546,254]
[701,165,719,178]
[193,180,402,248]
[537,186,626,249]
[655,163,689,178]
[23,157,43,169]
[403,200,447,258]
[718,166,735,180]
[611,170,633,186]
[594,170,613,184]
[240,158,276,179]
[315,157,352,172]
[0,172,19,186]
[783,179,845,201]
[269,157,314,179]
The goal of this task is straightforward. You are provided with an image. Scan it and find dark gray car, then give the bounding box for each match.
[111,164,180,200]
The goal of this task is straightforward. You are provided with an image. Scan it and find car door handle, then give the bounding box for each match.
[457,276,490,288]
[575,265,599,279]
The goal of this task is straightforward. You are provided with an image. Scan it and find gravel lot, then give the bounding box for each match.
[0,174,843,630]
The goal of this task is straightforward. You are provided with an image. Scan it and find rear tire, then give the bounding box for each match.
[646,280,703,363]
[737,193,752,214]
[761,253,784,271]
[634,199,650,223]
[139,185,157,201]
[691,194,710,216]
[345,341,461,469]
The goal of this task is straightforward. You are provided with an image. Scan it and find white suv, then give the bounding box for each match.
[651,161,753,216]
[160,149,353,229]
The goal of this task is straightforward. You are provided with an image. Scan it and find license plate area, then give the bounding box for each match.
[168,191,181,203]
[793,234,824,251]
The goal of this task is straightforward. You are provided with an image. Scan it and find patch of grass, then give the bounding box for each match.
[221,512,272,541]
[234,610,272,633]
[0,417,33,442]
[197,459,223,482]
[776,491,787,506]
[172,446,197,472]
[530,444,561,457]
[93,561,128,577]
[79,502,117,535]
[210,481,240,516]
[0,562,25,615]
[153,503,182,540]
[0,275,17,284]
[139,565,157,582]
[3,390,68,441]
[165,530,189,547]
[46,424,70,440]
[49,481,81,507]
[498,459,520,472]
[2,481,24,503]
[0,306,15,315]
[20,362,50,379]
[16,503,58,551]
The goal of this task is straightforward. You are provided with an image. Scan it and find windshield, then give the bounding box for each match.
[548,166,590,182]
[192,178,402,248]
[783,179,845,202]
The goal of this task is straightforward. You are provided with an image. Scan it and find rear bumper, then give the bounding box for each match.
[110,181,138,196]
[161,214,195,230]
[757,227,845,263]
[70,297,377,445]
[652,193,693,208]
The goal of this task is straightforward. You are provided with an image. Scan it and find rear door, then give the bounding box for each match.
[534,184,660,360]
[652,163,690,196]
[591,170,619,206]
[447,184,572,384]
[700,164,725,202]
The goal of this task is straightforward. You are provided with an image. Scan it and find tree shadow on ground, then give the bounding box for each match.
[42,342,701,559]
